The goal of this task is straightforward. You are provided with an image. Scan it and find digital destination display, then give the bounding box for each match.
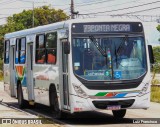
[83,24,131,33]
[72,22,143,34]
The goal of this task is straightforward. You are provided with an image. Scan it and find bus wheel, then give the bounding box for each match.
[112,109,126,118]
[50,86,63,119]
[17,84,26,109]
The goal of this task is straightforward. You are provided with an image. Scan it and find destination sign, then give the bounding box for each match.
[83,24,131,33]
[72,22,143,34]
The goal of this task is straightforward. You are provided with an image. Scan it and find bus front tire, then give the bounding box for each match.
[17,84,26,109]
[49,86,66,119]
[112,109,126,118]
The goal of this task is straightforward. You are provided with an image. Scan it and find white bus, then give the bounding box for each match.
[3,18,154,119]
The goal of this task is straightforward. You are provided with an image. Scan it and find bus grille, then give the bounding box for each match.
[92,99,135,109]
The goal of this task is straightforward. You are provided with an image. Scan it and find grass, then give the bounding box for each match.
[151,86,160,103]
[151,79,160,85]
[0,70,3,81]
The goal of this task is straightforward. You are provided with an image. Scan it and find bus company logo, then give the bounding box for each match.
[110,92,117,96]
[112,92,117,96]
[105,92,118,97]
[2,119,12,124]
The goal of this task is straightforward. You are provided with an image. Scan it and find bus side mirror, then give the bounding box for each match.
[64,41,70,54]
[148,45,154,64]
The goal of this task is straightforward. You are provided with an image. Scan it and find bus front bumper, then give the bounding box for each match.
[70,92,150,113]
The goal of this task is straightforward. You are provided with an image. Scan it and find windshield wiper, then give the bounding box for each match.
[117,35,128,56]
[114,41,118,68]
[89,35,107,57]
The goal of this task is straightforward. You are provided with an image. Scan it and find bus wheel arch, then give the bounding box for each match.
[49,84,64,119]
[17,81,26,109]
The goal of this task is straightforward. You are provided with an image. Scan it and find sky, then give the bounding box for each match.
[0,0,160,45]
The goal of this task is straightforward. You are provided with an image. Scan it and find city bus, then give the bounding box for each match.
[3,18,154,119]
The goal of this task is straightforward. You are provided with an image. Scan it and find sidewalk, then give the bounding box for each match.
[0,82,37,118]
[0,82,63,127]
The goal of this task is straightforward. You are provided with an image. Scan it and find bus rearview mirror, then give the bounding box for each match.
[148,45,154,64]
[64,41,70,54]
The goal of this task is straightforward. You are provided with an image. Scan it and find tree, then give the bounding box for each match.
[153,46,160,63]
[10,6,69,30]
[157,25,160,42]
[0,6,69,59]
[152,46,160,75]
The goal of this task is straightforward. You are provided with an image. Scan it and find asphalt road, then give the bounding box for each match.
[0,82,160,127]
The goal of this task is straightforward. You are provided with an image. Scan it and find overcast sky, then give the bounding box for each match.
[0,0,160,45]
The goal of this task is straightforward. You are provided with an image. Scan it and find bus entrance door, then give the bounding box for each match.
[9,45,16,97]
[61,41,70,110]
[26,42,34,103]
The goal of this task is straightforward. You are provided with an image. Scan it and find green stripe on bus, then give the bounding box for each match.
[95,92,108,96]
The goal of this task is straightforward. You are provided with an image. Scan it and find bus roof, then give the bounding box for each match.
[4,17,142,39]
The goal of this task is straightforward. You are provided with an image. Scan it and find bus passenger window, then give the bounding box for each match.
[4,40,10,64]
[36,35,45,48]
[47,49,56,64]
[36,50,45,64]
[36,34,45,64]
[16,38,26,64]
[15,40,19,64]
[19,38,26,64]
[46,32,57,64]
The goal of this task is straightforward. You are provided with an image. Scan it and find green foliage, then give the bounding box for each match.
[153,46,160,63]
[157,25,160,42]
[9,6,69,30]
[151,86,160,103]
[0,59,3,71]
[152,46,160,74]
[157,25,160,32]
[0,6,69,59]
[0,60,3,81]
[151,79,160,85]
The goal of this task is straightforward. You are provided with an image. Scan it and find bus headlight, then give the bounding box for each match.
[138,83,150,97]
[72,83,88,99]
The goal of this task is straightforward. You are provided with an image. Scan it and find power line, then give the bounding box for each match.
[78,0,138,13]
[74,0,103,5]
[0,0,18,6]
[75,0,115,7]
[48,0,111,6]
[1,7,32,10]
[77,14,160,22]
[79,0,160,15]
[49,0,114,7]
[121,6,160,15]
[17,0,46,3]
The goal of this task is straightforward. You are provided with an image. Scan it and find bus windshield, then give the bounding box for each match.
[72,36,147,81]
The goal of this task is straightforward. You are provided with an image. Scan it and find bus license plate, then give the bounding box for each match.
[107,105,121,110]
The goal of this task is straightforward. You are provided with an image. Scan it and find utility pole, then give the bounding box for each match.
[71,0,78,19]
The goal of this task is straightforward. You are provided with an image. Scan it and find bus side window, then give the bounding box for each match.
[36,34,45,64]
[15,39,19,64]
[36,50,45,63]
[4,40,10,64]
[46,32,57,64]
[15,38,26,64]
[19,38,26,64]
